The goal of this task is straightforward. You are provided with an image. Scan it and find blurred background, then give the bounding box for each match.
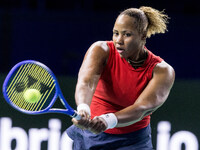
[0,0,200,149]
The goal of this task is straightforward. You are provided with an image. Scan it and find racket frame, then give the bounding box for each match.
[2,60,80,119]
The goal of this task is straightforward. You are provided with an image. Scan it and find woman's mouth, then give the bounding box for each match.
[116,48,125,54]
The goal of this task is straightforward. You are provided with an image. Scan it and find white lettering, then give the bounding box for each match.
[169,131,198,150]
[0,117,28,150]
[48,119,61,150]
[157,121,199,150]
[60,132,73,150]
[1,118,198,150]
[0,117,69,150]
[157,121,171,150]
[29,128,48,150]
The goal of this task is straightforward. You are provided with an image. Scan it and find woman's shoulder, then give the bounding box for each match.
[91,41,110,52]
[154,61,175,82]
[86,41,110,65]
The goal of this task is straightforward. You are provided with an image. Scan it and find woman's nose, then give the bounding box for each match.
[116,35,123,44]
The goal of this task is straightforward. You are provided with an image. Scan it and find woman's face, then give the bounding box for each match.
[112,15,144,59]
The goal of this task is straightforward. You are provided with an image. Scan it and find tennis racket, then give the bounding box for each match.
[2,60,81,120]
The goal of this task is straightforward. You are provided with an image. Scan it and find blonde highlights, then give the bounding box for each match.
[120,6,169,38]
[139,6,169,38]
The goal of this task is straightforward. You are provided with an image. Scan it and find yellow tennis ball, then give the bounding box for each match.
[24,89,41,103]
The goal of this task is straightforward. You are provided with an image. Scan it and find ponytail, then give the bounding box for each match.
[139,6,169,38]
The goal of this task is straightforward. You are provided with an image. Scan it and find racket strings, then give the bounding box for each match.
[34,71,55,111]
[21,65,45,111]
[13,64,54,111]
[8,64,33,105]
[8,64,39,110]
[6,63,56,112]
[25,65,47,110]
[17,64,41,110]
[7,64,30,96]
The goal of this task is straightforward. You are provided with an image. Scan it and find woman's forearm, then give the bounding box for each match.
[75,74,100,106]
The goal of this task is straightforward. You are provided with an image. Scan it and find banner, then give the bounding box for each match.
[0,75,199,149]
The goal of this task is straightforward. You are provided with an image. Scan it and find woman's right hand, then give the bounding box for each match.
[72,110,91,130]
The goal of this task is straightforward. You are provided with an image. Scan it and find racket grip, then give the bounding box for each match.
[72,111,81,120]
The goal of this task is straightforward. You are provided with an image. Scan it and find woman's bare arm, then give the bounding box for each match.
[115,61,175,127]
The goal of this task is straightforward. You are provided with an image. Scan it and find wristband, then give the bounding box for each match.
[99,113,118,129]
[77,103,91,116]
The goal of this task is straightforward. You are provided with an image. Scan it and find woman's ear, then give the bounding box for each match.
[142,31,147,40]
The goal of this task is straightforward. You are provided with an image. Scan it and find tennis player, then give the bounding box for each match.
[66,6,175,150]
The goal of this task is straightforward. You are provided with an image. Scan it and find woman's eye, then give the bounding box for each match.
[113,32,119,36]
[125,33,131,37]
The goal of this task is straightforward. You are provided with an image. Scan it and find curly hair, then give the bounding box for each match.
[119,6,169,38]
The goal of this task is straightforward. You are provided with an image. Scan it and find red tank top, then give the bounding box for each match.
[90,41,163,134]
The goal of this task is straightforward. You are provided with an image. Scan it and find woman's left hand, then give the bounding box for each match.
[88,117,107,134]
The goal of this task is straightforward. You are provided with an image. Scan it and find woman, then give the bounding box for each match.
[66,6,175,150]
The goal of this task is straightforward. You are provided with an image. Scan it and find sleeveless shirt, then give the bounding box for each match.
[90,41,163,134]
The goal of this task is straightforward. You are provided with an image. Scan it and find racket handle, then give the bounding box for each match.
[72,111,81,120]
